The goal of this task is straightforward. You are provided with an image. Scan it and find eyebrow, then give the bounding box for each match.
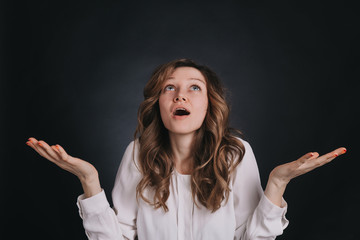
[166,77,206,84]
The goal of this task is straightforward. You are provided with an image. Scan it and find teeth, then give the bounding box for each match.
[176,108,186,111]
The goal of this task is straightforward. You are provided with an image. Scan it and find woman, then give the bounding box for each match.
[26,59,346,239]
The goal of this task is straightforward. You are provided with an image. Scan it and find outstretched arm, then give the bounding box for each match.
[27,137,138,239]
[26,137,102,198]
[264,147,347,207]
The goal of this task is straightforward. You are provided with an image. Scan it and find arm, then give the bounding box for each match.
[76,141,140,240]
[264,148,347,207]
[233,140,289,240]
[26,137,135,240]
[233,140,347,239]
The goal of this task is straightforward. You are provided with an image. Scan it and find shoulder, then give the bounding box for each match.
[234,137,254,156]
[118,139,141,173]
[233,137,258,170]
[123,139,141,160]
[230,137,261,187]
[124,139,140,153]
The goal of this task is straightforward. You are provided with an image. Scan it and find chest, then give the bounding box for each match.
[136,174,236,240]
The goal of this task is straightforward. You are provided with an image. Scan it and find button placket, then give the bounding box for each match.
[176,172,193,240]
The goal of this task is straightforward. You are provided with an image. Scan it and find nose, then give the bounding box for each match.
[173,95,188,103]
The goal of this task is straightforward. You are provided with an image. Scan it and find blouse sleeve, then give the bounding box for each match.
[76,140,141,240]
[233,139,289,240]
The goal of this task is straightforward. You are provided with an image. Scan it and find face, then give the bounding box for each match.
[159,67,208,136]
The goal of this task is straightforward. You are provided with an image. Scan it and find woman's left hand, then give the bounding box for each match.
[264,147,347,207]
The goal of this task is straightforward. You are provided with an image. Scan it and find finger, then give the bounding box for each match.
[51,145,60,154]
[37,140,63,162]
[28,137,38,142]
[27,138,62,166]
[51,145,69,164]
[294,152,319,167]
[27,137,69,161]
[311,147,347,168]
[26,138,51,159]
[299,152,315,163]
[26,137,39,149]
[318,147,347,162]
[54,144,70,162]
[333,147,347,157]
[34,140,59,162]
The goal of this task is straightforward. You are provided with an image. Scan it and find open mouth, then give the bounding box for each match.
[173,107,190,116]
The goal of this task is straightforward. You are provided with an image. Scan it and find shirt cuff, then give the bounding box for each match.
[258,192,288,219]
[76,189,110,217]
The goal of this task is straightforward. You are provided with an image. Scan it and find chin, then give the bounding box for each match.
[167,125,201,136]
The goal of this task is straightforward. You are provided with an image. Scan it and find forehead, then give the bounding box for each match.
[166,67,206,84]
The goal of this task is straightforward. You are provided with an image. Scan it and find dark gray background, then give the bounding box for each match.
[2,0,359,239]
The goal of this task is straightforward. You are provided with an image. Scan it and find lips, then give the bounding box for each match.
[172,107,190,116]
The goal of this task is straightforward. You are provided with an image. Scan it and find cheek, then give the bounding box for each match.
[158,97,165,115]
[203,99,209,117]
[196,96,209,118]
[158,95,170,121]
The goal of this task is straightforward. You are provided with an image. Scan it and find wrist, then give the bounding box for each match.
[268,174,289,189]
[79,172,101,198]
[79,169,99,185]
[264,176,288,207]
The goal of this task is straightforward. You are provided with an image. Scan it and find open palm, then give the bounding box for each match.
[270,147,347,186]
[26,137,98,183]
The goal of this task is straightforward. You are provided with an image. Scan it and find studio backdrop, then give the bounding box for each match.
[2,1,358,239]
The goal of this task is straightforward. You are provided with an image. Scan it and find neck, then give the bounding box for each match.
[168,132,195,174]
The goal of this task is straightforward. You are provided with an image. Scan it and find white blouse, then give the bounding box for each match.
[76,139,289,240]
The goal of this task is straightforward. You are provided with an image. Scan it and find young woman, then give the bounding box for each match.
[26,59,346,239]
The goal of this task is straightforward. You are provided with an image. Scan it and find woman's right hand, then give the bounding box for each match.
[26,137,102,198]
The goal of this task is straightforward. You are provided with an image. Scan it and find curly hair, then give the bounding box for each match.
[134,59,245,212]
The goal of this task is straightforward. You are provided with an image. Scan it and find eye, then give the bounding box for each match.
[190,85,201,91]
[164,85,175,91]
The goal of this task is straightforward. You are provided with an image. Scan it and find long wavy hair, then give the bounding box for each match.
[134,59,245,212]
